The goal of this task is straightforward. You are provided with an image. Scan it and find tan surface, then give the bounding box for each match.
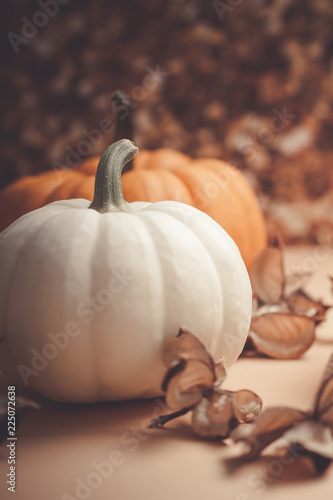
[1,245,333,500]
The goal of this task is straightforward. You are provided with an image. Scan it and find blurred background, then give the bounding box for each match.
[1,0,333,243]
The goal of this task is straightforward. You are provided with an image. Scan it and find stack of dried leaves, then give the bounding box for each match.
[231,352,333,476]
[244,245,330,359]
[150,328,262,439]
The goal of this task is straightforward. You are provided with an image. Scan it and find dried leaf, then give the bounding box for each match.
[314,353,333,428]
[316,352,333,390]
[250,247,284,304]
[252,302,289,317]
[165,360,215,410]
[165,378,203,410]
[315,378,333,422]
[318,404,333,431]
[161,359,186,393]
[162,327,215,370]
[274,421,333,460]
[161,328,216,410]
[265,446,327,479]
[214,359,227,387]
[231,390,263,423]
[231,407,308,457]
[250,313,315,359]
[287,290,330,324]
[155,329,262,436]
[191,391,234,438]
[295,451,332,476]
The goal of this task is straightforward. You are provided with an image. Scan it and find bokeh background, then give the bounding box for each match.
[1,0,333,242]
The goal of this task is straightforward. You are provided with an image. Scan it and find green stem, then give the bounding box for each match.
[89,139,138,214]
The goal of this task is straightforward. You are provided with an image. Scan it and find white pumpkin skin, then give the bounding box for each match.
[0,140,252,403]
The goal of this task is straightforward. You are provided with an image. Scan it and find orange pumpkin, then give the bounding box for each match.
[0,147,266,268]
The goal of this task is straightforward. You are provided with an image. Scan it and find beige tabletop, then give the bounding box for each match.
[1,245,333,500]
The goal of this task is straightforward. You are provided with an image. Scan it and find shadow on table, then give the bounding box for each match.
[223,452,329,486]
[11,396,224,451]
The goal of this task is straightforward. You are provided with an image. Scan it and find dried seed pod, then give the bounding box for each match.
[250,247,284,304]
[232,351,333,475]
[165,360,214,410]
[161,328,217,410]
[232,389,262,423]
[231,406,308,457]
[287,289,330,324]
[192,392,234,439]
[249,313,315,359]
[276,421,333,460]
[162,327,215,373]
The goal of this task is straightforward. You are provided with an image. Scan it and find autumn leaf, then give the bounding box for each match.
[287,289,330,324]
[250,247,284,304]
[161,328,217,410]
[245,245,329,360]
[150,328,262,439]
[249,313,315,359]
[231,352,333,475]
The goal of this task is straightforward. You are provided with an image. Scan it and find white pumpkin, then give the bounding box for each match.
[0,140,252,402]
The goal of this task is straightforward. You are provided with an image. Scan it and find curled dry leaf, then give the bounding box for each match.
[231,389,263,424]
[287,290,330,324]
[191,391,234,438]
[232,351,333,476]
[250,247,284,304]
[252,302,289,317]
[317,352,333,387]
[214,359,227,387]
[247,245,330,360]
[164,360,214,410]
[162,327,215,369]
[191,389,262,439]
[231,407,308,458]
[275,421,333,460]
[150,328,262,438]
[161,328,217,410]
[249,313,315,359]
[313,353,333,427]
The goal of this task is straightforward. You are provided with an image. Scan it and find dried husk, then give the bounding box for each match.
[231,407,308,457]
[192,392,234,438]
[249,313,315,359]
[287,289,330,324]
[250,247,284,304]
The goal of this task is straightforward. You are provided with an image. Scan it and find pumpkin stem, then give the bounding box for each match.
[111,90,134,173]
[89,139,138,214]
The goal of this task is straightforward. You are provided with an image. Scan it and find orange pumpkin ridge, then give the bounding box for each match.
[0,147,266,268]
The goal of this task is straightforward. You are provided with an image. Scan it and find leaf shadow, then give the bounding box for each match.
[224,452,328,485]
